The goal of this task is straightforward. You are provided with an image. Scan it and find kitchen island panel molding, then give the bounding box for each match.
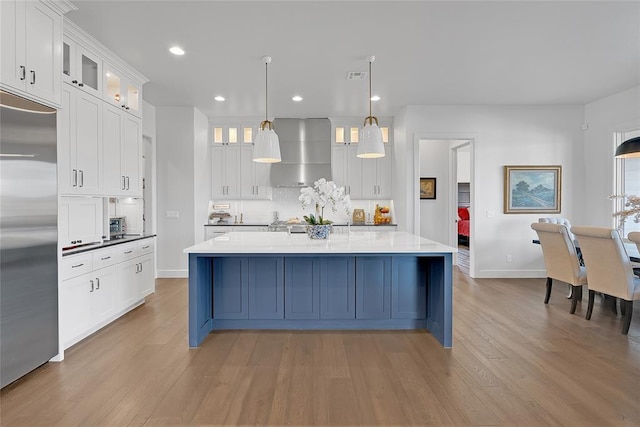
[185,231,455,348]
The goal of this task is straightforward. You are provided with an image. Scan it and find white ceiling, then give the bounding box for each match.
[67,1,640,119]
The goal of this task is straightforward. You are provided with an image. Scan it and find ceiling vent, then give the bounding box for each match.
[347,71,367,80]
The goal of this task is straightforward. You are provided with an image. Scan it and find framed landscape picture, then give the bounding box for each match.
[504,165,561,214]
[420,177,437,199]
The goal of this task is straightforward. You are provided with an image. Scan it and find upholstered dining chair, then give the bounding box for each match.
[629,232,640,277]
[571,226,640,335]
[538,217,574,238]
[531,222,587,313]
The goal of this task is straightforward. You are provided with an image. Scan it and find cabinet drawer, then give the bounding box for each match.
[93,247,118,270]
[138,239,154,255]
[119,242,139,261]
[60,253,93,280]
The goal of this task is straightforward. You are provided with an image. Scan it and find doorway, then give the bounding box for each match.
[417,138,474,276]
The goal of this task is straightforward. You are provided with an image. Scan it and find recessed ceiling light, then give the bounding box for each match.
[292,95,303,102]
[371,95,381,101]
[214,95,225,102]
[169,46,185,56]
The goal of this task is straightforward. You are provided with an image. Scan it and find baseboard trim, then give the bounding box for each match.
[475,269,546,279]
[157,269,188,278]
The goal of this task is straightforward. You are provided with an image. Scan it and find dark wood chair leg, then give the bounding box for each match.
[544,277,552,304]
[622,300,633,335]
[610,296,618,315]
[570,286,579,314]
[586,290,595,320]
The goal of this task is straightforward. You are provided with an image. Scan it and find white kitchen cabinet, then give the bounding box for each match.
[119,257,139,309]
[60,261,117,349]
[59,84,103,195]
[59,196,104,248]
[362,149,393,199]
[0,0,64,107]
[103,103,142,196]
[62,36,102,97]
[137,254,155,298]
[59,272,93,347]
[119,239,155,305]
[332,144,363,199]
[331,119,393,200]
[211,145,241,199]
[103,62,142,118]
[240,146,271,199]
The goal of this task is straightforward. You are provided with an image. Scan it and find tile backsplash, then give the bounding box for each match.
[209,188,394,225]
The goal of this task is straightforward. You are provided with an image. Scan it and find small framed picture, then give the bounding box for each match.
[504,165,561,214]
[420,177,437,199]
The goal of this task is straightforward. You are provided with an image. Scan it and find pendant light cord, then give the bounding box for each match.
[368,60,372,123]
[265,61,268,122]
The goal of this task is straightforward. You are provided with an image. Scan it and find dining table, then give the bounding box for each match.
[532,239,640,263]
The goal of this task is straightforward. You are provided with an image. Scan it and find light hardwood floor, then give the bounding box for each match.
[2,269,640,426]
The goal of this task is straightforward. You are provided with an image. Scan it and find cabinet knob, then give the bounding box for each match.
[126,107,130,110]
[72,80,78,84]
[121,105,126,108]
[78,82,84,87]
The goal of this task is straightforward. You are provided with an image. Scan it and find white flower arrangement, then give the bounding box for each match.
[299,178,352,225]
[610,194,640,225]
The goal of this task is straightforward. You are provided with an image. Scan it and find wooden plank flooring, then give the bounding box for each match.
[2,269,640,426]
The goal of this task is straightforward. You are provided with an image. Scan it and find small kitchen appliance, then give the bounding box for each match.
[109,216,126,239]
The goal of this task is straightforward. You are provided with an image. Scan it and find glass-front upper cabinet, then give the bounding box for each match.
[212,125,241,145]
[62,38,102,97]
[333,120,392,145]
[103,62,141,118]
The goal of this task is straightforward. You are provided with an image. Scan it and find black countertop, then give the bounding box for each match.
[62,234,156,256]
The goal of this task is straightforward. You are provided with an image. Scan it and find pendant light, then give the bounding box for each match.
[615,136,640,158]
[253,56,281,163]
[357,55,385,159]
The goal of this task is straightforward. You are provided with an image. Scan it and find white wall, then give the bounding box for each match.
[583,85,640,227]
[419,140,450,244]
[142,100,156,139]
[394,105,585,278]
[193,109,209,244]
[156,107,196,277]
[457,148,471,183]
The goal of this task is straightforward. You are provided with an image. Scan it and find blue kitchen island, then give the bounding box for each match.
[183,231,456,348]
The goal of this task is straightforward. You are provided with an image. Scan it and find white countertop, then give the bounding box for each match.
[184,231,457,255]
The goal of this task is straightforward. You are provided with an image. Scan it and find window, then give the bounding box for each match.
[614,129,640,236]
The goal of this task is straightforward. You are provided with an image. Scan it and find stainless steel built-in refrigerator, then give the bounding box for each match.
[0,90,58,388]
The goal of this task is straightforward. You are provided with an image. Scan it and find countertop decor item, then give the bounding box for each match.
[352,208,365,224]
[307,224,331,239]
[299,179,352,232]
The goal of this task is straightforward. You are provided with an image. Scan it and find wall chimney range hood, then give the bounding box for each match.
[270,118,332,187]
